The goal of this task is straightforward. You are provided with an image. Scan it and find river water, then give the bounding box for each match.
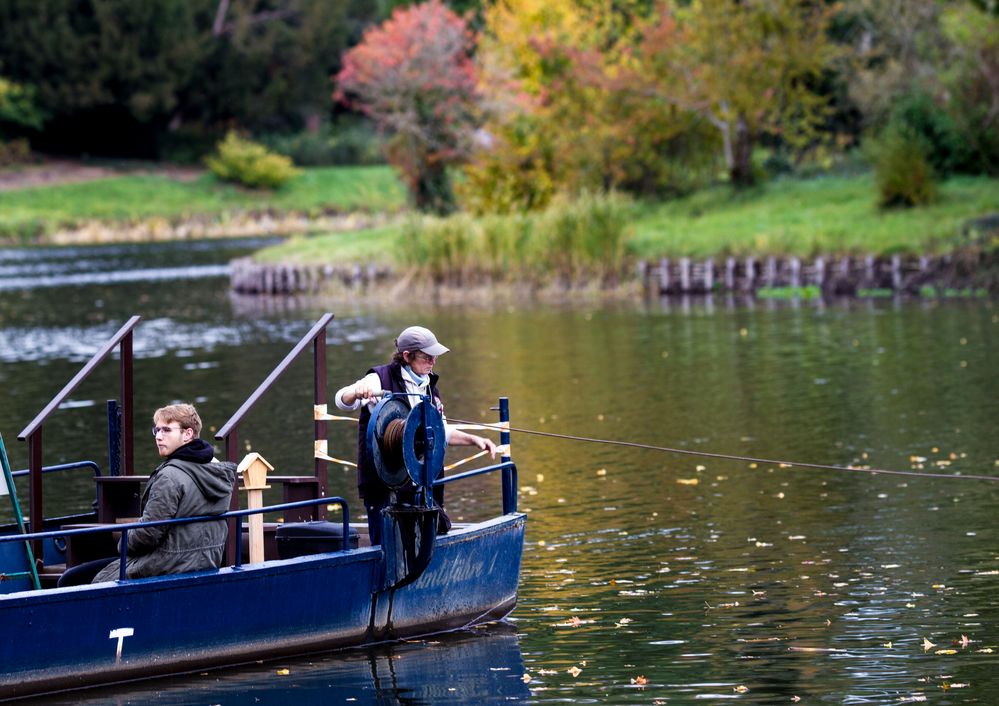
[1,239,997,705]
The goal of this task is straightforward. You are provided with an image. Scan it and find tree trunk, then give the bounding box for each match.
[730,114,755,188]
[415,162,455,215]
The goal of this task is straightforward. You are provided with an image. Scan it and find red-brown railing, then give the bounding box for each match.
[18,316,139,563]
[214,313,334,560]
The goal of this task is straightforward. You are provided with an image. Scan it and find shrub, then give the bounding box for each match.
[0,137,31,166]
[205,131,300,189]
[867,126,937,208]
[261,120,385,167]
[888,91,966,176]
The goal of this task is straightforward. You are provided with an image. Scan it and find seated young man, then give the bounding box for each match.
[93,404,236,583]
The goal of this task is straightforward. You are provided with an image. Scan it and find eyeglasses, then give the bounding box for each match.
[413,352,437,362]
[151,425,182,437]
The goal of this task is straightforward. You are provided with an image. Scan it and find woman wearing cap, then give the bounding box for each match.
[335,325,497,544]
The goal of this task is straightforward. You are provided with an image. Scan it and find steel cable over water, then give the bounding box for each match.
[449,418,999,483]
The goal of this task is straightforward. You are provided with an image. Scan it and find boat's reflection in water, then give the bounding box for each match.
[34,623,529,705]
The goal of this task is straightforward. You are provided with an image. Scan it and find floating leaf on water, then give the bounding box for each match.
[568,666,582,677]
[976,648,993,653]
[596,468,607,476]
[521,674,531,683]
[791,697,801,703]
[733,685,749,693]
[883,641,893,648]
[960,634,970,648]
[935,649,958,655]
[276,668,290,676]
[677,478,699,485]
[906,603,916,608]
[631,675,648,685]
[922,638,936,651]
[696,465,706,471]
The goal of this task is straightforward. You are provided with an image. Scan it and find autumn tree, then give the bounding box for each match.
[466,0,707,213]
[634,0,841,187]
[334,0,480,214]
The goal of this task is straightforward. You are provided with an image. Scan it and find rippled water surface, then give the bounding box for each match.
[1,240,997,704]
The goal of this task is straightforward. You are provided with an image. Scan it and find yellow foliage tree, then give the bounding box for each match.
[634,0,842,187]
[467,0,700,212]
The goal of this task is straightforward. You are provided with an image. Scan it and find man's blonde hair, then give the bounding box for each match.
[153,403,202,437]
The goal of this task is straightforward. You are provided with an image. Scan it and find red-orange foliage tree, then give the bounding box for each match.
[334,0,479,213]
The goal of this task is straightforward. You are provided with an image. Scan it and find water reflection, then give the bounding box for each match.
[1,242,997,704]
[23,625,529,706]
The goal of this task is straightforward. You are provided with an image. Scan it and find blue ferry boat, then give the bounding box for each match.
[0,314,525,700]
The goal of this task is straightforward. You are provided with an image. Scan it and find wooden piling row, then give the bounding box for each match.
[638,254,992,296]
[229,257,393,295]
[231,252,993,296]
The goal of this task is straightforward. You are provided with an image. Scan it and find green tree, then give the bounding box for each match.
[0,0,373,158]
[634,0,841,187]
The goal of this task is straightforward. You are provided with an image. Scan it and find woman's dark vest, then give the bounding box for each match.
[355,361,441,499]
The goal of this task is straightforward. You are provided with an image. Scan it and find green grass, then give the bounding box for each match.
[628,173,999,258]
[256,173,998,269]
[253,224,401,264]
[0,165,406,238]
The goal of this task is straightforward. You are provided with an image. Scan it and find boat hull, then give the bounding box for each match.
[0,513,525,700]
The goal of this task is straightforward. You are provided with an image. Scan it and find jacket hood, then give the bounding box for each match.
[169,438,216,464]
[165,440,235,501]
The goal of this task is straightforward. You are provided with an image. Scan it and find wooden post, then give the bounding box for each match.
[659,258,670,294]
[238,453,273,565]
[765,257,777,287]
[679,258,691,292]
[891,254,902,291]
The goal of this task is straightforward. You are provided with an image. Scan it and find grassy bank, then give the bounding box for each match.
[0,164,406,240]
[254,173,998,270]
[629,174,999,258]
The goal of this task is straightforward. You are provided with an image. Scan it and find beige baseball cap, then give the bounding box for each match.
[395,326,449,356]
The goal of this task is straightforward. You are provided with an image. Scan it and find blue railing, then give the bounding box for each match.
[436,461,518,515]
[10,461,102,479]
[0,497,349,583]
[9,461,103,513]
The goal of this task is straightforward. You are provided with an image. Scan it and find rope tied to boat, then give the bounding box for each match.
[448,418,999,483]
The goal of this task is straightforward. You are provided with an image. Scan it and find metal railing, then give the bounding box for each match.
[215,313,335,559]
[17,316,139,561]
[0,496,350,583]
[436,461,518,515]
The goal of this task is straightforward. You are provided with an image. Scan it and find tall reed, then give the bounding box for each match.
[398,191,633,284]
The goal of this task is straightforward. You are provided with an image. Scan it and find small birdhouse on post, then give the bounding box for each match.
[238,452,273,564]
